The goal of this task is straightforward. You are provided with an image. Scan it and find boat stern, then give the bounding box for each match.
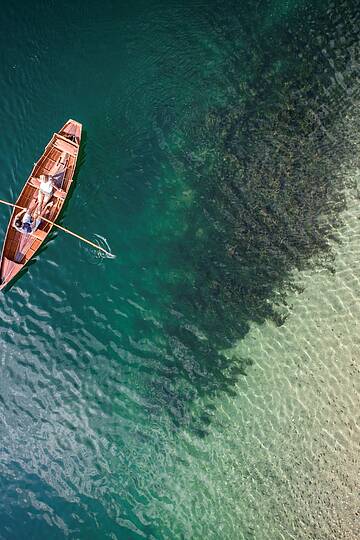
[0,257,24,290]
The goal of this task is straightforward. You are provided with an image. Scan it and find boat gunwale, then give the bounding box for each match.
[0,119,82,290]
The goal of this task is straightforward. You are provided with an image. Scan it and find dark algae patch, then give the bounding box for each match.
[142,0,360,428]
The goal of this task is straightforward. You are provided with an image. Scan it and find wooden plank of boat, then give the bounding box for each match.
[0,119,82,290]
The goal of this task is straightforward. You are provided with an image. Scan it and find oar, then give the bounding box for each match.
[0,199,114,258]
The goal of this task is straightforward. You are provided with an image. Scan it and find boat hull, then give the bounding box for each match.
[0,119,82,290]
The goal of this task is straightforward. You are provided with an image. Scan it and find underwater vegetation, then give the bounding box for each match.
[145,0,360,430]
[171,0,360,342]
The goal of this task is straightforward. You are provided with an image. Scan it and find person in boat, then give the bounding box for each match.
[31,170,66,212]
[13,201,54,235]
[36,174,55,212]
[56,151,68,169]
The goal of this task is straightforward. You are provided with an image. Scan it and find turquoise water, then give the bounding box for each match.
[0,1,359,538]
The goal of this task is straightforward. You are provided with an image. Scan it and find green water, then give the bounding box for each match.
[0,1,359,538]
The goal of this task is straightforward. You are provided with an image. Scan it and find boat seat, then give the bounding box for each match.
[33,230,47,241]
[53,137,77,156]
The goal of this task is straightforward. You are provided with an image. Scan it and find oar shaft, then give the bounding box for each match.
[40,215,113,256]
[0,199,24,211]
[0,198,113,257]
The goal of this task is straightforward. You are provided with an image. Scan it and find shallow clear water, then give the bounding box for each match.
[0,1,359,538]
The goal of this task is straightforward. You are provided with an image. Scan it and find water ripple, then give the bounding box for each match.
[0,0,359,539]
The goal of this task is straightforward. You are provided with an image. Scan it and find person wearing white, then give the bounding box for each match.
[37,174,54,211]
[13,201,54,234]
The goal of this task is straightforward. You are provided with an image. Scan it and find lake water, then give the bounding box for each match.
[0,1,359,538]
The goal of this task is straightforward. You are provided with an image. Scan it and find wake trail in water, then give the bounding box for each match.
[83,233,116,263]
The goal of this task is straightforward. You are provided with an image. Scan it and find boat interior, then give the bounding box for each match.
[4,134,78,264]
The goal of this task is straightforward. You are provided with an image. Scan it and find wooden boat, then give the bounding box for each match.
[0,119,82,290]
